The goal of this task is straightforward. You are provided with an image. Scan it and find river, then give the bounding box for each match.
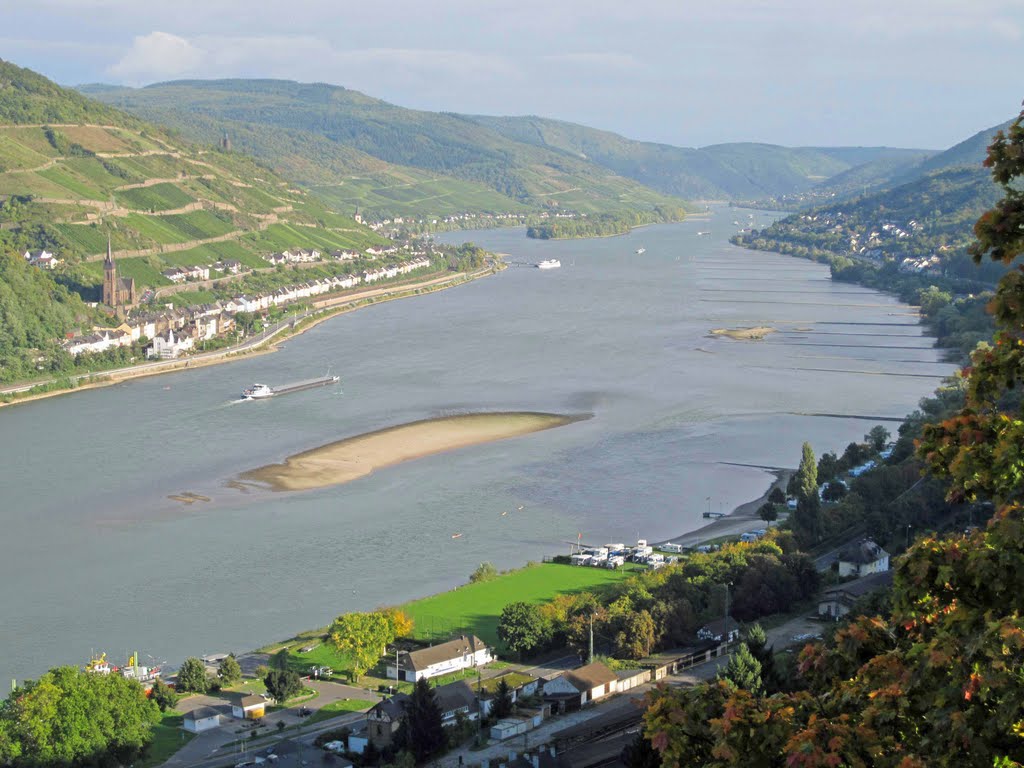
[0,208,954,685]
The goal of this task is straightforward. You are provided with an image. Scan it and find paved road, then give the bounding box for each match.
[165,681,382,768]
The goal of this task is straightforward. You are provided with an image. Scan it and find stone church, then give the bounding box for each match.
[102,239,136,311]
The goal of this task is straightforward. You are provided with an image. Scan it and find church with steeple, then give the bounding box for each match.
[102,238,136,312]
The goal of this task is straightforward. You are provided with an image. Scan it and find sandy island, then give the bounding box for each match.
[239,411,589,492]
[711,326,777,340]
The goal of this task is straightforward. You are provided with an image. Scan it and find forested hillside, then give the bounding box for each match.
[738,117,1011,210]
[0,251,90,379]
[468,113,933,200]
[83,79,689,218]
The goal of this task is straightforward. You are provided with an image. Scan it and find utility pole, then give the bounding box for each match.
[588,614,594,664]
[724,582,733,649]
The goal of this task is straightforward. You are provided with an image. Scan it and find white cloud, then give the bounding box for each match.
[107,31,205,83]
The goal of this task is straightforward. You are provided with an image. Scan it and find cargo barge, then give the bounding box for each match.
[242,375,340,400]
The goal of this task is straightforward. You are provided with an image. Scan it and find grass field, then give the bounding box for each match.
[398,563,633,645]
[116,182,196,211]
[138,711,193,768]
[304,698,375,726]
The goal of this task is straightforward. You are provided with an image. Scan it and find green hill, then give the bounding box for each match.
[734,165,1003,284]
[892,117,1014,182]
[81,79,690,218]
[466,114,933,200]
[0,61,390,295]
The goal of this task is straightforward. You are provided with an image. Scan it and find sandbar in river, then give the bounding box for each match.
[239,411,589,492]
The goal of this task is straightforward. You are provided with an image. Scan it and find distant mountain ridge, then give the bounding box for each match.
[83,78,939,215]
[467,113,934,200]
[83,79,690,218]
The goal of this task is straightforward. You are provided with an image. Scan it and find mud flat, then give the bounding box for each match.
[239,411,589,492]
[711,326,777,340]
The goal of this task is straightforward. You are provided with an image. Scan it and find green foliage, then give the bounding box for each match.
[866,425,891,452]
[0,665,159,766]
[796,442,818,501]
[615,610,657,659]
[175,657,209,694]
[328,611,395,680]
[497,601,549,659]
[264,669,303,703]
[0,59,132,125]
[469,562,499,583]
[0,251,89,381]
[757,501,778,527]
[527,208,684,239]
[717,643,763,696]
[491,677,513,720]
[403,679,445,762]
[149,678,178,713]
[217,654,242,685]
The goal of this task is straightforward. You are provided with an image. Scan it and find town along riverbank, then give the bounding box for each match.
[0,264,499,409]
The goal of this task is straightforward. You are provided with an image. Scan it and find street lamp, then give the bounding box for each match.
[906,524,913,549]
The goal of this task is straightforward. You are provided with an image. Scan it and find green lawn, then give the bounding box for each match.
[398,563,634,645]
[138,711,193,768]
[304,698,375,726]
[479,671,535,694]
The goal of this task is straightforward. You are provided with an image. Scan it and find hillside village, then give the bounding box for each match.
[60,244,433,358]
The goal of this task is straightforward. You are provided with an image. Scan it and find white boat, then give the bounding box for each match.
[635,247,646,254]
[242,383,275,399]
[536,259,561,269]
[697,231,710,236]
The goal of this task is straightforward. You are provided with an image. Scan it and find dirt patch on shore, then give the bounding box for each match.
[238,411,589,492]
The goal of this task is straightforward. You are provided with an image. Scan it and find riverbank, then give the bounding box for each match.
[0,265,500,410]
[239,411,589,492]
[669,468,792,549]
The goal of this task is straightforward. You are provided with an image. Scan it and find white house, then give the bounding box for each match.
[64,330,131,356]
[183,706,221,733]
[387,634,493,681]
[147,328,194,359]
[231,695,266,720]
[837,538,890,578]
[541,661,618,712]
[23,249,59,269]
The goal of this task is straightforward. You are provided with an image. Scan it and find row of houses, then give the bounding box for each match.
[164,259,246,283]
[364,660,651,751]
[62,257,433,357]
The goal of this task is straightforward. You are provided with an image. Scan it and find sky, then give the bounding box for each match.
[3,0,1023,150]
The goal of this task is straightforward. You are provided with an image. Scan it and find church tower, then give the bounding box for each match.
[102,237,117,309]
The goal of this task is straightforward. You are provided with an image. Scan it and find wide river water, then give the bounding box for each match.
[0,208,955,685]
